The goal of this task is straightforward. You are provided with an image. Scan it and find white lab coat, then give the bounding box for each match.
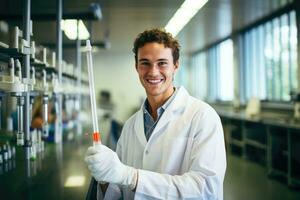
[101,86,226,200]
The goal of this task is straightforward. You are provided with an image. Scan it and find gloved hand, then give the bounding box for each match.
[84,144,138,189]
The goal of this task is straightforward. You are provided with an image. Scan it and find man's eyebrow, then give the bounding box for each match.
[138,58,149,62]
[157,59,168,61]
[138,58,169,62]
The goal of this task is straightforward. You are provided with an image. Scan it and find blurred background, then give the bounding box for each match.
[0,0,300,199]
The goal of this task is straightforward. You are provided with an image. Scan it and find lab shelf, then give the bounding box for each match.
[290,130,300,185]
[245,144,266,165]
[0,41,9,49]
[269,126,288,173]
[31,58,47,68]
[230,138,244,147]
[0,48,24,59]
[244,122,267,145]
[243,122,267,164]
[222,119,243,155]
[0,52,10,62]
[33,65,57,76]
[218,109,300,187]
[245,138,266,149]
[230,120,243,140]
[62,72,77,80]
[269,168,288,179]
[45,66,57,74]
[290,178,300,187]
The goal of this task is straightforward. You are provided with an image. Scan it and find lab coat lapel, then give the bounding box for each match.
[151,87,188,137]
[134,108,147,147]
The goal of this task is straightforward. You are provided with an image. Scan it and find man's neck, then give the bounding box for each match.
[146,87,175,120]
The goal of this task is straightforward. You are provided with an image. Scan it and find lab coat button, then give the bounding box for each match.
[145,150,149,154]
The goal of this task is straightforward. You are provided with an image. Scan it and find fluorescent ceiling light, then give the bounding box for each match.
[165,0,209,37]
[61,20,90,40]
[64,176,86,187]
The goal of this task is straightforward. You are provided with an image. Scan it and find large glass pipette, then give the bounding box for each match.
[86,40,101,146]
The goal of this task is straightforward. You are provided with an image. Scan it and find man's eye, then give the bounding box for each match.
[158,62,168,66]
[140,62,150,66]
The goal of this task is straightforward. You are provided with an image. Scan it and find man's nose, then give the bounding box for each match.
[148,64,160,75]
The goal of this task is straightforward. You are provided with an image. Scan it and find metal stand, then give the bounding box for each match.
[22,0,32,160]
[56,0,63,143]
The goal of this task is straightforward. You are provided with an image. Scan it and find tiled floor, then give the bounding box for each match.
[224,154,300,200]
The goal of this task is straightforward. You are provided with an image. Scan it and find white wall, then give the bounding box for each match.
[92,49,145,123]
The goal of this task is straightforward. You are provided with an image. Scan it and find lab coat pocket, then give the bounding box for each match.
[162,137,192,175]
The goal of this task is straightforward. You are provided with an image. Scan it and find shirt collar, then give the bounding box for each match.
[142,87,178,115]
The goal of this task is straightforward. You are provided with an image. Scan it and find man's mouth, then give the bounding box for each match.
[146,78,164,84]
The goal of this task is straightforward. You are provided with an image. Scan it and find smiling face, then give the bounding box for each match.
[136,42,179,102]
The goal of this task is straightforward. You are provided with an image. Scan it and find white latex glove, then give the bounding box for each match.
[85,144,138,189]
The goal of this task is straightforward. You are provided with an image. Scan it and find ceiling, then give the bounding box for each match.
[0,0,294,57]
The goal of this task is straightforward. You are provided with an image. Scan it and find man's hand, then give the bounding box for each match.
[84,145,138,189]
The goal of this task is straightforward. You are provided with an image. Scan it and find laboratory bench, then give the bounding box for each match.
[216,107,300,188]
[0,132,93,200]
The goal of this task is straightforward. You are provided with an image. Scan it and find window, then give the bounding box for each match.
[207,39,234,102]
[239,10,297,102]
[239,26,267,103]
[174,56,189,89]
[190,52,207,100]
[219,39,234,101]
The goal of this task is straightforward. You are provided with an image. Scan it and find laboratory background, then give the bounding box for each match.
[0,0,300,199]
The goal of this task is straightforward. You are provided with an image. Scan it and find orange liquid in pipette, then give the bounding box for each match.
[93,132,101,143]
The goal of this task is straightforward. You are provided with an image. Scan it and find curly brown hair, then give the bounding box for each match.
[132,28,180,65]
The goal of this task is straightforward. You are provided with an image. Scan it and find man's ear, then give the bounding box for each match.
[174,60,179,72]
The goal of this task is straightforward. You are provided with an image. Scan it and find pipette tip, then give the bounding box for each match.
[86,40,92,51]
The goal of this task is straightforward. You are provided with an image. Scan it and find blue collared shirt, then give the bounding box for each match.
[143,88,178,141]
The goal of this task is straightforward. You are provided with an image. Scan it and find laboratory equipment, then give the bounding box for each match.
[16,95,25,146]
[12,146,16,157]
[51,73,59,93]
[0,95,3,129]
[9,58,14,82]
[14,60,26,146]
[29,95,35,124]
[0,147,2,164]
[15,59,22,81]
[2,144,8,161]
[12,26,21,50]
[293,93,300,119]
[52,52,56,67]
[42,94,49,137]
[12,26,30,55]
[0,58,27,93]
[53,94,61,143]
[29,66,36,91]
[42,70,49,137]
[0,58,27,145]
[245,97,261,118]
[6,116,13,131]
[6,142,11,159]
[37,129,44,152]
[289,92,300,119]
[30,129,37,160]
[42,48,48,66]
[86,40,101,146]
[31,41,36,60]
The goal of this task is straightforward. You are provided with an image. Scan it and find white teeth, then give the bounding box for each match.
[148,79,161,83]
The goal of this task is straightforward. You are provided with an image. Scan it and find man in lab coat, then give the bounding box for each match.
[85,28,226,199]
